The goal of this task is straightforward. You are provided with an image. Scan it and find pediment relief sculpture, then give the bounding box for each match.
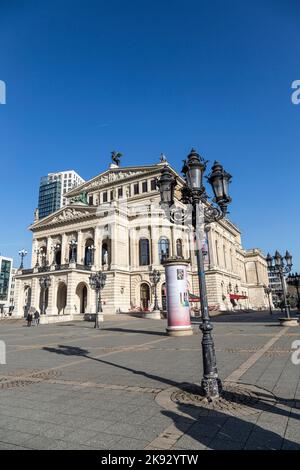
[52,208,91,223]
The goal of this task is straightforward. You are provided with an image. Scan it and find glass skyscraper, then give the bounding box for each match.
[38,176,62,219]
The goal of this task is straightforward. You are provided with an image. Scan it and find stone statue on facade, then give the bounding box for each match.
[102,248,108,267]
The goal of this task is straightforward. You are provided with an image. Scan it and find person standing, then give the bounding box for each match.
[27,308,33,327]
[34,309,40,326]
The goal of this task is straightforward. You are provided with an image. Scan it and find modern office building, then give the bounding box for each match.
[37,171,85,219]
[0,256,13,314]
[9,268,17,311]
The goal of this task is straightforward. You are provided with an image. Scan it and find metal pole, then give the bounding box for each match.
[280,271,290,319]
[94,287,100,329]
[195,200,222,400]
[268,292,273,315]
[153,282,159,311]
[42,287,46,315]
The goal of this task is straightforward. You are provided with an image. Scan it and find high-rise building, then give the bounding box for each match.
[0,256,13,314]
[37,170,85,219]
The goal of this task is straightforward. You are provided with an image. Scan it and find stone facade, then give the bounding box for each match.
[14,159,269,320]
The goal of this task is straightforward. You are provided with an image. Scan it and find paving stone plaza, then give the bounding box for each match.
[0,311,299,450]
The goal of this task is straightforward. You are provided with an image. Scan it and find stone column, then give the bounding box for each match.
[77,230,83,264]
[13,278,23,318]
[32,239,39,268]
[46,276,56,315]
[64,272,77,316]
[46,237,53,265]
[31,277,40,311]
[61,233,68,264]
[94,228,101,269]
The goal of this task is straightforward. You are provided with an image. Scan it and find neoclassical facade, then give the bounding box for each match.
[14,158,270,321]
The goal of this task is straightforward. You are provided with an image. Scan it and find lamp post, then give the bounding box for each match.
[18,249,28,270]
[89,271,107,329]
[69,239,78,263]
[149,269,161,311]
[39,275,51,314]
[266,251,293,318]
[287,273,300,310]
[157,149,232,400]
[263,285,273,315]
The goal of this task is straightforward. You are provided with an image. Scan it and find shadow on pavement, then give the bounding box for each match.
[42,344,300,424]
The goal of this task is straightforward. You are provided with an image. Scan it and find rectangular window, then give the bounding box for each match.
[142,181,148,193]
[118,187,123,198]
[89,196,93,205]
[103,192,108,203]
[151,179,156,191]
[134,183,139,195]
[110,190,114,201]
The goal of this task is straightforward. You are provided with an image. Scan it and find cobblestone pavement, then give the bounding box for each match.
[0,311,299,450]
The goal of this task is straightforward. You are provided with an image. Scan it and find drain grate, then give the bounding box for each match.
[0,369,61,389]
[171,382,277,416]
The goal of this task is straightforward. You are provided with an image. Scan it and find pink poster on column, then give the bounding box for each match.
[165,263,191,329]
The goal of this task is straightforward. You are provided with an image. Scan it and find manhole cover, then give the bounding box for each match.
[0,369,61,389]
[170,382,277,416]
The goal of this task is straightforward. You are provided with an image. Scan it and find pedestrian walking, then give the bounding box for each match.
[34,309,40,326]
[27,308,33,327]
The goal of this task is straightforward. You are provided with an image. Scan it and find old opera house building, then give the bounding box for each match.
[14,155,269,322]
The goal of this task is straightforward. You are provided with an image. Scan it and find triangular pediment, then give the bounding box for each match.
[66,164,175,198]
[30,205,97,231]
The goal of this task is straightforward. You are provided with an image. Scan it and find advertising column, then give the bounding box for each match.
[163,258,193,336]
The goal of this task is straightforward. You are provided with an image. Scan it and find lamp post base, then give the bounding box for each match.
[279,317,298,327]
[166,326,193,336]
[201,376,222,401]
[143,310,161,320]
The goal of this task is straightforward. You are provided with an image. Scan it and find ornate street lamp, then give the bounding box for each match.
[157,166,177,207]
[157,149,232,400]
[18,249,28,270]
[89,271,107,329]
[149,269,161,311]
[39,275,51,315]
[263,285,273,315]
[287,273,300,310]
[69,239,78,263]
[266,250,293,318]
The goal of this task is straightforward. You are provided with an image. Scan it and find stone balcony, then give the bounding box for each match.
[20,263,93,276]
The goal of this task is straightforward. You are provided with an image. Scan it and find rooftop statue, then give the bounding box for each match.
[111,151,122,166]
[70,191,88,205]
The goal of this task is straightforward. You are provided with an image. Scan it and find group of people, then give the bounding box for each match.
[26,307,40,327]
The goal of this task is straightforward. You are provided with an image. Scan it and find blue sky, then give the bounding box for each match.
[0,0,299,270]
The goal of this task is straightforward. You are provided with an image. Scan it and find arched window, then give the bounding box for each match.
[176,239,183,257]
[84,239,94,266]
[139,238,150,266]
[159,237,170,263]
